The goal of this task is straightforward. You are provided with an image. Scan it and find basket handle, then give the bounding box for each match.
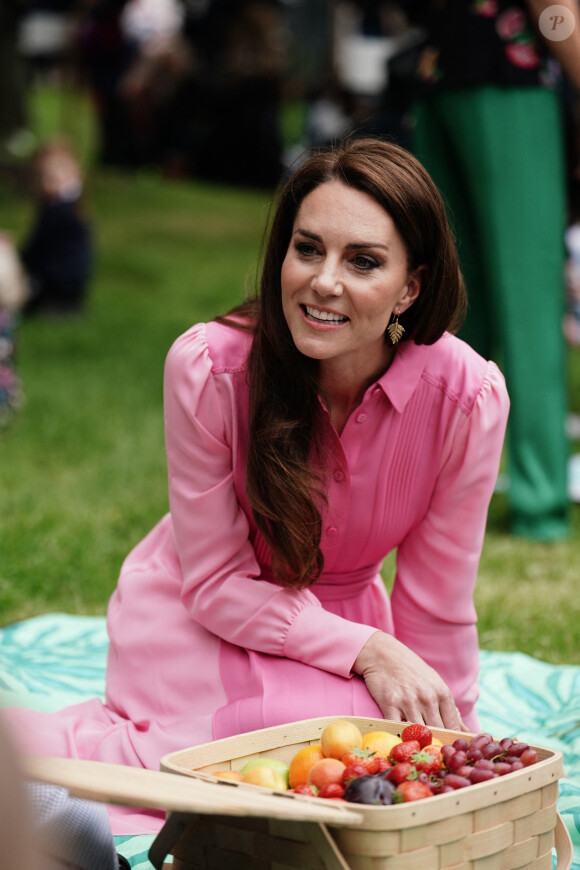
[554,811,573,870]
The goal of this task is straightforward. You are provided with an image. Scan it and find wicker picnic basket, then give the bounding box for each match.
[157,715,572,870]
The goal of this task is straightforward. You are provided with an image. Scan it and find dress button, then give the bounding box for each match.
[326,526,338,537]
[333,469,345,482]
[356,412,367,423]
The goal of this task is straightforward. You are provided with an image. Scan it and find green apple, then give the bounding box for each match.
[240,757,290,788]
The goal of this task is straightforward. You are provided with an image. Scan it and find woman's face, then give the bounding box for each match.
[281,180,421,379]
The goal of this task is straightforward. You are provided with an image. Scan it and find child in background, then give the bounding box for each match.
[564,222,580,348]
[21,140,93,317]
[0,231,29,426]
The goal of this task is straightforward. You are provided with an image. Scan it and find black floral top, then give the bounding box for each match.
[412,0,558,94]
[0,308,23,426]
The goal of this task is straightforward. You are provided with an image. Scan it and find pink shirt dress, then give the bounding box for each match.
[5,320,509,833]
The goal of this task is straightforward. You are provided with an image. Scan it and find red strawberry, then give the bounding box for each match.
[341,748,378,774]
[394,780,432,803]
[289,784,318,796]
[390,740,421,764]
[385,762,414,785]
[318,783,345,799]
[411,749,442,777]
[341,764,370,787]
[401,724,433,749]
[369,756,392,775]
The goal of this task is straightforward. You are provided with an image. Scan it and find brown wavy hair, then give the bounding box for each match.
[222,138,466,588]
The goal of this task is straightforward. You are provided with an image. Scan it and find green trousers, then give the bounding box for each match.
[413,85,570,540]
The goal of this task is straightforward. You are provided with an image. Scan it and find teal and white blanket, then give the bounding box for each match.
[1,614,579,869]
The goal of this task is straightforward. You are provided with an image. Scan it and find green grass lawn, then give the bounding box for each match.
[1,85,579,664]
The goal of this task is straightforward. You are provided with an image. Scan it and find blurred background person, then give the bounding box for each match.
[565,219,580,347]
[409,0,580,541]
[182,0,289,188]
[116,0,194,177]
[0,231,29,426]
[21,138,94,316]
[73,0,141,168]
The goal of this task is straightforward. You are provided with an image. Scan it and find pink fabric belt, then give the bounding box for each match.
[312,563,382,601]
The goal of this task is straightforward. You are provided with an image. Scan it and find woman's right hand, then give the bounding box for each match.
[352,631,464,730]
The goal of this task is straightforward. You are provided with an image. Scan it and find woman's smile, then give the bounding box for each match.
[302,304,350,326]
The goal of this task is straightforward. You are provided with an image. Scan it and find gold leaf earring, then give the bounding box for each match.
[387,312,405,345]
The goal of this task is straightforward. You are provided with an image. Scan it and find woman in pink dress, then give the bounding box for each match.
[6,138,509,834]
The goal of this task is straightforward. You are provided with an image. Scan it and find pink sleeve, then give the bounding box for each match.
[391,361,509,726]
[164,325,376,678]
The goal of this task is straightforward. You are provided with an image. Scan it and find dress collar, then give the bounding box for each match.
[374,339,432,413]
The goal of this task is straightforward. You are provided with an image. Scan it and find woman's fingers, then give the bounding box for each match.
[438,694,463,730]
[354,631,464,731]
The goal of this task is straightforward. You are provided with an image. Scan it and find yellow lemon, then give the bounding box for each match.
[361,730,402,758]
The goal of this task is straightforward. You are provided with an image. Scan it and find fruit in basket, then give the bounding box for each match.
[307,758,347,790]
[211,770,244,782]
[287,722,543,807]
[361,730,401,758]
[394,780,433,802]
[289,784,318,796]
[343,774,396,805]
[288,743,324,788]
[341,747,392,776]
[427,733,540,792]
[520,748,538,766]
[240,757,290,788]
[320,720,363,759]
[412,746,442,776]
[342,763,371,787]
[241,765,288,790]
[383,761,414,785]
[318,782,346,799]
[400,724,433,748]
[389,740,421,764]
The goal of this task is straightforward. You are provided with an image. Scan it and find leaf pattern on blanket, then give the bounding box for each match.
[0,613,107,700]
[479,650,580,869]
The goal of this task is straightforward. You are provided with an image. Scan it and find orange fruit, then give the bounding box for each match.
[288,744,325,788]
[307,758,346,790]
[320,720,363,759]
[211,770,243,782]
[361,730,402,758]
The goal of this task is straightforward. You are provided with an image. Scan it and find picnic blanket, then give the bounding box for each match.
[0,613,578,870]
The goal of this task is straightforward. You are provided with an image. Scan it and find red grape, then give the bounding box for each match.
[469,736,492,752]
[447,750,467,772]
[444,774,471,789]
[520,748,538,766]
[466,746,483,762]
[481,742,503,760]
[509,742,529,757]
[469,768,497,784]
